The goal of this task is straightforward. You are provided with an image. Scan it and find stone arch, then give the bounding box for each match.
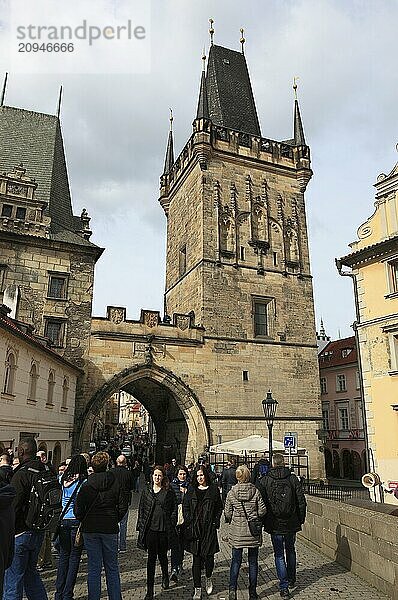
[341,448,352,479]
[77,363,209,465]
[269,219,285,266]
[332,449,340,478]
[324,448,333,477]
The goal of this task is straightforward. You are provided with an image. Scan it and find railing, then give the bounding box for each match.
[304,482,370,501]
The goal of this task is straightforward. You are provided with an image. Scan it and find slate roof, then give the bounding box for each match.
[0,105,99,251]
[205,45,261,136]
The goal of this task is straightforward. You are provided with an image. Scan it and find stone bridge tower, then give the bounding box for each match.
[79,40,323,476]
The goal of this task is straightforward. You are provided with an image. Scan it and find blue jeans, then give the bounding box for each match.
[83,532,121,600]
[118,511,128,551]
[55,519,83,600]
[271,533,296,590]
[3,530,48,600]
[229,547,258,590]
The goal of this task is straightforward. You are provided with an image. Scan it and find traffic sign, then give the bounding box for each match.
[284,431,298,455]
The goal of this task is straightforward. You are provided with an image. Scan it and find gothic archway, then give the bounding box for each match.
[77,363,209,465]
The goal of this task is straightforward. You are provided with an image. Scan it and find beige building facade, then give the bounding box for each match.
[338,148,398,502]
[0,304,79,466]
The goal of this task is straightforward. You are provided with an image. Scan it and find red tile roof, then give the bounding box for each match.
[318,335,357,368]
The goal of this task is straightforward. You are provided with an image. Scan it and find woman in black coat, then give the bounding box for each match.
[182,466,223,600]
[136,465,176,600]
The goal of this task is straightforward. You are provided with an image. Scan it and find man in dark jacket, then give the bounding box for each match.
[3,437,49,600]
[258,453,306,598]
[113,454,135,552]
[74,451,127,600]
[251,454,270,485]
[221,459,237,504]
[0,481,15,597]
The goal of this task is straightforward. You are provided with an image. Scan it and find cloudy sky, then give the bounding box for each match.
[1,0,398,339]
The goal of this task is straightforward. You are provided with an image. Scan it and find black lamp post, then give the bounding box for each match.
[262,389,278,463]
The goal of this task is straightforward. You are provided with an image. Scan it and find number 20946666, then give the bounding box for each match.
[18,42,74,52]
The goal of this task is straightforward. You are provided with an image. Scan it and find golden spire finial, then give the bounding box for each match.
[293,76,299,100]
[240,27,245,53]
[202,47,206,71]
[209,18,214,45]
[169,108,173,131]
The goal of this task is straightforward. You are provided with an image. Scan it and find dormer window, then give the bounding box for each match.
[341,348,352,358]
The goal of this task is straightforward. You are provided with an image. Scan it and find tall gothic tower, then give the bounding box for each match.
[159,41,323,476]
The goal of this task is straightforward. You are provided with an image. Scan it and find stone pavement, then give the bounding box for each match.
[43,492,389,600]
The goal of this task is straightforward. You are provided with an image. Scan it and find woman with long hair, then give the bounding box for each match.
[55,454,88,600]
[224,464,266,600]
[170,464,189,581]
[183,465,223,600]
[136,465,177,600]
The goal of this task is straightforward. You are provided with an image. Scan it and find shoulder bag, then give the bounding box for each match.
[240,501,263,538]
[74,489,99,548]
[52,479,83,542]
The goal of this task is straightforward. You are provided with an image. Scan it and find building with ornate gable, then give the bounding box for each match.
[338,148,398,500]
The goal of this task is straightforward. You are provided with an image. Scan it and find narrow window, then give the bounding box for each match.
[179,245,187,276]
[336,374,347,392]
[322,408,330,431]
[62,377,69,409]
[273,252,277,267]
[253,297,275,338]
[338,407,349,430]
[28,362,38,401]
[240,246,245,261]
[320,377,327,394]
[242,370,249,381]
[3,351,16,395]
[47,371,55,405]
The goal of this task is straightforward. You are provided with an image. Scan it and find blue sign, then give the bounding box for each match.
[284,435,295,448]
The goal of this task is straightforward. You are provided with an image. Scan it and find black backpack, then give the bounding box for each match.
[24,465,62,531]
[267,477,295,519]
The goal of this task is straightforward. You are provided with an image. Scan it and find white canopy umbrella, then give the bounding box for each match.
[209,434,285,456]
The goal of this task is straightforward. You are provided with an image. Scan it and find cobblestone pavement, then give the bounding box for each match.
[43,492,389,600]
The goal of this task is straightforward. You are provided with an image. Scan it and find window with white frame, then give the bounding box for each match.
[3,350,16,395]
[28,362,38,401]
[322,407,330,431]
[355,370,361,390]
[387,260,398,294]
[320,376,327,394]
[47,371,55,405]
[336,373,347,392]
[338,406,349,430]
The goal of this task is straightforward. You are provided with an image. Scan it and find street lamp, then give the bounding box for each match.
[262,389,278,463]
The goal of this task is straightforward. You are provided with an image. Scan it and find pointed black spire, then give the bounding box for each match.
[56,85,63,118]
[196,51,209,120]
[163,109,174,175]
[293,78,306,145]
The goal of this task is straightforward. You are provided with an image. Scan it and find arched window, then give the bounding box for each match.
[62,376,69,409]
[3,351,16,395]
[28,362,38,401]
[47,371,55,406]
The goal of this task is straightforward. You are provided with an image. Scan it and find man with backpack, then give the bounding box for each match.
[258,453,306,598]
[251,454,270,484]
[3,437,61,600]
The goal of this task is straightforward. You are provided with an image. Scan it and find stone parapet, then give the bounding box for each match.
[299,495,398,599]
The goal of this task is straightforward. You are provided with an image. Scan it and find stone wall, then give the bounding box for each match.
[299,496,398,599]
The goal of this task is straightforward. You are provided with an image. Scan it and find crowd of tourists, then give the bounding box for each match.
[0,438,307,600]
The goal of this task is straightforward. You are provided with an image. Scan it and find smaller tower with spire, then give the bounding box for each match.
[163,109,174,176]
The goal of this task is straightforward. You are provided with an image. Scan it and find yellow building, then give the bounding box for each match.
[337,148,398,503]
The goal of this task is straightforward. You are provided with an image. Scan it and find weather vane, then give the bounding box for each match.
[169,108,173,131]
[202,47,206,71]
